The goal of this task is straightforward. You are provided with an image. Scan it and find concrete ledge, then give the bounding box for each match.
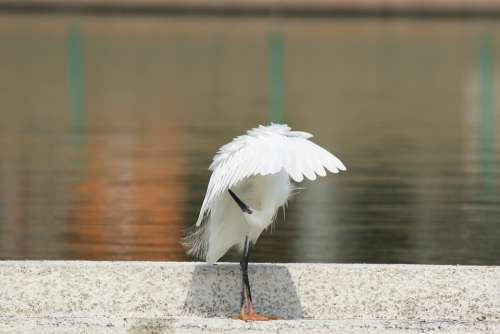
[1,317,499,334]
[0,261,499,333]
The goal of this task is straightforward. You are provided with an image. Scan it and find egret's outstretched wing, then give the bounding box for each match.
[196,124,346,226]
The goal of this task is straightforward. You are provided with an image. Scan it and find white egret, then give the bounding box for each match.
[184,123,346,321]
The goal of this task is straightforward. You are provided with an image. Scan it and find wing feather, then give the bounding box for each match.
[310,144,328,177]
[300,139,318,181]
[195,124,346,226]
[286,143,304,182]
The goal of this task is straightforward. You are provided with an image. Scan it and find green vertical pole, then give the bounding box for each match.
[269,32,284,123]
[67,23,86,198]
[478,33,494,197]
[64,24,86,260]
[67,24,85,141]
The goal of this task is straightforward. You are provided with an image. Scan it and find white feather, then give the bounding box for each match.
[184,123,346,263]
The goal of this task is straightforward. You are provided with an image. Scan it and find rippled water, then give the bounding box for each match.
[0,15,499,264]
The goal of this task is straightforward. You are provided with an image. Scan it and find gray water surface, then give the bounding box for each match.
[0,15,499,264]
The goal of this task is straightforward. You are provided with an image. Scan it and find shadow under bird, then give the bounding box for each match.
[184,123,346,321]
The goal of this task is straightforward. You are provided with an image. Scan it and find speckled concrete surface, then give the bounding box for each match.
[0,261,498,333]
[0,317,499,334]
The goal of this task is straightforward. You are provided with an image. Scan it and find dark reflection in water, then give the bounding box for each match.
[0,15,499,264]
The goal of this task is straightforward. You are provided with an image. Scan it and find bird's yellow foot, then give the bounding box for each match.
[231,305,279,321]
[231,313,278,321]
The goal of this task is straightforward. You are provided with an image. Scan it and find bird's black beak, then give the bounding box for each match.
[228,189,253,214]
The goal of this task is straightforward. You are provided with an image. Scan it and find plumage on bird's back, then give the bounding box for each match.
[244,170,293,240]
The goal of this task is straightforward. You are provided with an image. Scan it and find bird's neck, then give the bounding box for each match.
[245,206,275,229]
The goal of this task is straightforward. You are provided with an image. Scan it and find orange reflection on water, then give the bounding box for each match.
[67,129,187,261]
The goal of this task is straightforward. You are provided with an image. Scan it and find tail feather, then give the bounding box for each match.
[181,222,209,260]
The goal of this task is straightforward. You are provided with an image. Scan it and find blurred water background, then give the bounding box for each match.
[0,10,499,264]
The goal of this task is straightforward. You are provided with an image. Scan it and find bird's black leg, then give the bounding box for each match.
[242,238,253,305]
[238,236,249,319]
[234,236,270,321]
[234,236,254,320]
